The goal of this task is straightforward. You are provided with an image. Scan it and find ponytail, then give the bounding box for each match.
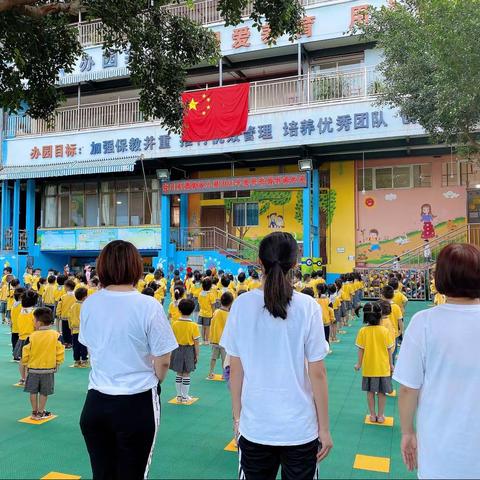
[259,232,297,320]
[362,302,382,326]
[174,285,185,301]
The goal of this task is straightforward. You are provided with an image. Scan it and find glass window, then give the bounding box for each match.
[100,182,114,226]
[129,179,144,192]
[237,190,251,198]
[130,192,144,226]
[84,183,97,194]
[115,192,128,226]
[233,203,259,227]
[70,194,84,227]
[116,180,129,191]
[375,168,393,189]
[203,192,222,200]
[441,162,458,186]
[413,164,432,188]
[59,184,70,194]
[59,196,69,227]
[71,183,84,193]
[393,166,411,188]
[85,195,99,227]
[357,168,373,191]
[460,162,473,186]
[224,191,236,199]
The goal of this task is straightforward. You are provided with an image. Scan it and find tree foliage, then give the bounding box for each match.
[0,0,304,132]
[356,0,480,158]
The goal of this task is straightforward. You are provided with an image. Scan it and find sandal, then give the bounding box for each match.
[377,416,385,424]
[369,415,377,423]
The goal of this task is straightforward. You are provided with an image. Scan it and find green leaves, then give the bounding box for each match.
[1,0,304,130]
[358,0,480,158]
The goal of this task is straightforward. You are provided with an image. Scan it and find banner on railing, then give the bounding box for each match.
[161,173,307,194]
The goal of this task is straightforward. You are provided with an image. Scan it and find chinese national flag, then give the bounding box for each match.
[181,83,250,142]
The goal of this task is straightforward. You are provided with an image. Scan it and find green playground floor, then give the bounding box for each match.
[0,301,427,480]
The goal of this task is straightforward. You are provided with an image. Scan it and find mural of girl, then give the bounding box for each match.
[369,229,381,252]
[420,203,436,239]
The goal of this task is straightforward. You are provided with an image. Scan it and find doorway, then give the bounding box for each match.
[200,206,226,249]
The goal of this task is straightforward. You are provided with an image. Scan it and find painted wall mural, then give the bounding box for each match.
[356,156,467,266]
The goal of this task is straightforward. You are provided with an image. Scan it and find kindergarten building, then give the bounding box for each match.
[0,0,476,281]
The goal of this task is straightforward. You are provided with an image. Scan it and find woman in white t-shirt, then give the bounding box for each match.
[221,232,333,480]
[394,243,480,479]
[79,240,178,480]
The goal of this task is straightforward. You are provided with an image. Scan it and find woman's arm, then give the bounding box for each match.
[230,355,244,439]
[399,385,420,471]
[308,360,333,462]
[153,353,171,382]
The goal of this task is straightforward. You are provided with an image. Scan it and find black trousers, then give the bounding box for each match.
[72,333,88,361]
[238,436,319,480]
[323,325,330,345]
[11,332,19,354]
[61,320,72,345]
[80,387,160,480]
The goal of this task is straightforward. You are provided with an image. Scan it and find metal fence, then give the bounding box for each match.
[5,68,380,137]
[3,228,27,251]
[75,0,335,45]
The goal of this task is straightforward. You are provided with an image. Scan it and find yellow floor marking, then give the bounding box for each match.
[19,415,57,425]
[206,374,225,382]
[386,389,397,397]
[41,472,81,479]
[353,454,390,473]
[168,397,199,406]
[364,415,394,427]
[224,439,238,452]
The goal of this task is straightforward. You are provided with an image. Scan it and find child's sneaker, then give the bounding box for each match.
[74,361,81,368]
[81,360,91,368]
[181,395,193,404]
[30,410,38,420]
[40,411,52,419]
[207,373,215,379]
[18,378,25,386]
[176,395,182,403]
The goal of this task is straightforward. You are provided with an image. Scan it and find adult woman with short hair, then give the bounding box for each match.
[79,240,177,479]
[221,232,333,479]
[394,243,480,479]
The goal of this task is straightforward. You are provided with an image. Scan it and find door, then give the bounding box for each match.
[200,206,226,249]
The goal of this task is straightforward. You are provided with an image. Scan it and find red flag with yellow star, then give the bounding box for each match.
[181,83,250,142]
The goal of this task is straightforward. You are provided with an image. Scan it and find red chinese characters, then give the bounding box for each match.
[232,27,251,49]
[350,5,370,28]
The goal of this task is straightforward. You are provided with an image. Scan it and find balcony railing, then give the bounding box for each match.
[76,0,332,46]
[4,68,381,138]
[3,228,27,251]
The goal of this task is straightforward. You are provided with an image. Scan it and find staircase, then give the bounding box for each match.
[170,227,260,269]
[377,224,480,269]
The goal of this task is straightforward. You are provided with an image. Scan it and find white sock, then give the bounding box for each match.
[181,377,191,398]
[175,376,182,396]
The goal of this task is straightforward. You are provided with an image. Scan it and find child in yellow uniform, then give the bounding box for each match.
[152,270,166,304]
[169,286,185,325]
[88,277,100,296]
[0,273,12,324]
[328,283,341,343]
[434,292,446,305]
[10,287,25,360]
[69,287,89,367]
[236,272,248,295]
[14,290,38,384]
[381,286,404,363]
[144,267,155,285]
[37,277,47,300]
[355,302,394,424]
[43,276,57,312]
[248,271,262,290]
[208,291,234,379]
[6,278,20,324]
[53,275,66,331]
[317,284,334,352]
[190,272,203,321]
[22,307,64,420]
[31,269,41,291]
[293,271,304,292]
[23,267,33,288]
[56,279,76,348]
[198,277,217,344]
[170,299,200,404]
[388,278,408,314]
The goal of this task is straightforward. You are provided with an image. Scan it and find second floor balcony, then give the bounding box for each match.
[4,67,381,138]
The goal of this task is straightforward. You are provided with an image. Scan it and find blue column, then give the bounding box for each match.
[312,169,320,258]
[1,181,11,251]
[12,180,20,252]
[26,179,36,250]
[179,193,188,247]
[160,193,171,261]
[302,171,312,258]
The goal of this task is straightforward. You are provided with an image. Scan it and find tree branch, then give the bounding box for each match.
[0,0,37,13]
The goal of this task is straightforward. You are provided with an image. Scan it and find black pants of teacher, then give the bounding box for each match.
[238,436,319,480]
[80,387,160,480]
[11,332,19,355]
[324,325,330,345]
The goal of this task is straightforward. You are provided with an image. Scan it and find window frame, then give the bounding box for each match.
[358,163,432,191]
[232,202,259,227]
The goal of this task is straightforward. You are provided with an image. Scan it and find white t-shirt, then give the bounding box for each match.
[80,289,178,395]
[393,304,480,479]
[220,289,328,446]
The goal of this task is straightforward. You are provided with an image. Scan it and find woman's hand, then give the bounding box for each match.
[401,433,418,471]
[354,363,361,371]
[317,429,333,462]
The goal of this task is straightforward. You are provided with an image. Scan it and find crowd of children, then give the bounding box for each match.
[0,258,421,424]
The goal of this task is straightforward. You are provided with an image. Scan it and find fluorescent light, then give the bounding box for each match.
[156,169,170,180]
[475,184,480,189]
[298,158,313,171]
[116,201,122,205]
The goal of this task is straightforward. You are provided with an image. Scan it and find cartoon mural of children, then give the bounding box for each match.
[276,215,285,228]
[369,229,380,252]
[420,203,436,239]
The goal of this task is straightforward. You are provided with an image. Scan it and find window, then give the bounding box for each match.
[358,163,432,191]
[442,160,478,187]
[203,190,251,200]
[43,179,160,228]
[233,203,259,227]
